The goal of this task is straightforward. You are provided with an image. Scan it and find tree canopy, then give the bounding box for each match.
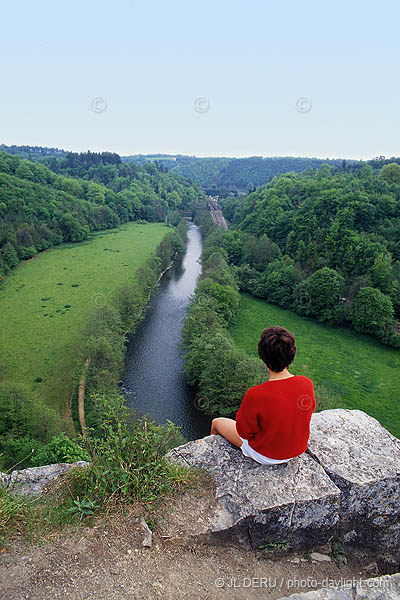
[218,165,400,345]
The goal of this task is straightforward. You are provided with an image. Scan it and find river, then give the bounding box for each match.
[121,222,211,441]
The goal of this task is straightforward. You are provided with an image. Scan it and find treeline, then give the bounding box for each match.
[0,222,188,471]
[182,211,266,416]
[220,163,400,346]
[0,151,201,277]
[0,144,67,160]
[40,151,199,200]
[125,154,350,194]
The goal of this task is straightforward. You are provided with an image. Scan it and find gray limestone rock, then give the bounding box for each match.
[166,435,341,550]
[307,409,400,552]
[279,573,400,599]
[0,461,89,497]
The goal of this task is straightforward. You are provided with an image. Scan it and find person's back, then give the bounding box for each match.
[236,374,315,460]
[210,325,316,465]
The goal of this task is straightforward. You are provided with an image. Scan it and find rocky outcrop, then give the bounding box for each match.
[167,434,341,550]
[279,572,400,599]
[0,461,89,497]
[2,409,399,560]
[166,409,400,555]
[307,409,400,551]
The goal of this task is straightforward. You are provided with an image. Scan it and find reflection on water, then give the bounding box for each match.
[121,223,211,441]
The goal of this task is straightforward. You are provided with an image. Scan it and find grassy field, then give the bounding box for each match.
[229,294,400,439]
[0,222,169,410]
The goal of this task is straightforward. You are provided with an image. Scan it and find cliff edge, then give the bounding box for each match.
[166,409,400,557]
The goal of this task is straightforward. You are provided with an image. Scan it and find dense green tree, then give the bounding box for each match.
[1,242,19,271]
[242,234,281,271]
[202,252,236,287]
[380,163,400,185]
[352,287,394,340]
[196,278,239,325]
[220,231,243,265]
[254,258,298,308]
[370,252,393,294]
[306,267,342,322]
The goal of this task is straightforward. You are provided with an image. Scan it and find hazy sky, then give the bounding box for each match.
[1,0,398,159]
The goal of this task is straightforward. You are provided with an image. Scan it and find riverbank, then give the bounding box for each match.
[181,209,266,418]
[0,222,169,410]
[121,222,211,441]
[0,221,188,472]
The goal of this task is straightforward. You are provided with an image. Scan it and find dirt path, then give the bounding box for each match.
[0,489,394,600]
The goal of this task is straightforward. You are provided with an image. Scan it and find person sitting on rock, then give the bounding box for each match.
[210,325,316,465]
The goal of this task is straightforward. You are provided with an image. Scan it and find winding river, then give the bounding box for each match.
[121,222,211,441]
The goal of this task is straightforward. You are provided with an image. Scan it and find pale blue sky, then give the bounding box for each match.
[1,0,398,159]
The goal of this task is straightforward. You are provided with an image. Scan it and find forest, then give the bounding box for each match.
[124,153,349,194]
[218,163,400,346]
[126,153,400,197]
[0,150,200,277]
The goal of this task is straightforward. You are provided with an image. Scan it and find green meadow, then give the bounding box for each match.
[0,222,169,410]
[229,293,400,439]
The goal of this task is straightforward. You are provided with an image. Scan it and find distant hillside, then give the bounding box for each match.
[0,151,201,277]
[0,144,67,161]
[123,154,355,194]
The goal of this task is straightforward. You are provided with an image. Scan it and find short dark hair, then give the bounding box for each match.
[258,326,296,372]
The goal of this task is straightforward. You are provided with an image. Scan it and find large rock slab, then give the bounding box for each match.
[279,573,400,599]
[166,435,341,550]
[307,409,400,552]
[0,461,89,497]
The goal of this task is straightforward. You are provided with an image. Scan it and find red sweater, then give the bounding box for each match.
[235,375,316,460]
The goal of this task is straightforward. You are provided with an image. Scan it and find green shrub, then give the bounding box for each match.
[195,278,239,325]
[0,382,61,469]
[202,252,236,287]
[69,394,194,511]
[31,433,89,467]
[112,280,147,332]
[198,344,265,416]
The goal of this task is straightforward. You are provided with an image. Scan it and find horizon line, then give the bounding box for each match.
[1,142,394,163]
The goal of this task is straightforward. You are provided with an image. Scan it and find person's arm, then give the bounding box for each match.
[235,389,261,441]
